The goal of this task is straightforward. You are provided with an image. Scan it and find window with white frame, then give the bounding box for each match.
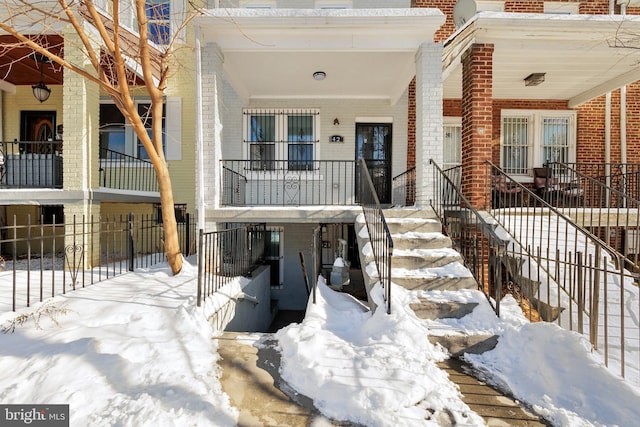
[500,110,576,176]
[243,109,320,171]
[443,119,462,170]
[99,98,182,161]
[94,1,183,45]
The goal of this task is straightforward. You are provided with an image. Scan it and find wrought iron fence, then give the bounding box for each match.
[220,159,356,206]
[544,162,640,271]
[486,162,640,384]
[99,147,159,193]
[196,224,266,307]
[0,141,63,188]
[358,158,393,314]
[0,213,195,312]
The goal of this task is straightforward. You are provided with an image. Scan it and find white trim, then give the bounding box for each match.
[315,0,353,9]
[165,97,182,161]
[239,0,276,8]
[355,116,393,123]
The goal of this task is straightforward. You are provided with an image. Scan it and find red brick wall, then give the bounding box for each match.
[504,1,543,13]
[461,44,494,209]
[411,0,640,172]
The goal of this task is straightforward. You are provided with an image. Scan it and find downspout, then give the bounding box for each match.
[195,26,205,231]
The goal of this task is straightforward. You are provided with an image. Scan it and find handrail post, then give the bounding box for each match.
[127,213,134,272]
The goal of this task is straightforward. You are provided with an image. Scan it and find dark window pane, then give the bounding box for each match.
[250,144,275,170]
[249,115,275,142]
[288,144,313,170]
[287,115,314,142]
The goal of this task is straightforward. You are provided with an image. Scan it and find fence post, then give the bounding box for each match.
[197,229,203,307]
[577,251,584,334]
[590,247,601,350]
[127,213,134,272]
[185,213,191,256]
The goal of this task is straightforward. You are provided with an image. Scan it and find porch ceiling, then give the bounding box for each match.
[196,8,445,102]
[0,34,64,87]
[443,13,640,108]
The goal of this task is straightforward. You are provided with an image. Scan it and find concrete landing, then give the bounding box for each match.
[216,332,361,427]
[216,332,549,427]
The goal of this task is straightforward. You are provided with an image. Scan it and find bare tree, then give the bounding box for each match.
[0,1,203,274]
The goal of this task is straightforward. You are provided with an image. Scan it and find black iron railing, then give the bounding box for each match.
[99,147,159,193]
[358,158,393,314]
[430,160,505,315]
[0,141,63,188]
[541,162,640,271]
[0,213,195,312]
[486,162,639,383]
[197,224,266,307]
[220,159,356,206]
[391,167,415,207]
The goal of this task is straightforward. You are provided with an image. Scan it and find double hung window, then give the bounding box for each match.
[99,98,181,161]
[501,110,575,176]
[244,109,319,171]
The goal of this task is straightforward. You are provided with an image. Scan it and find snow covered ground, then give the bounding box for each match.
[1,257,640,426]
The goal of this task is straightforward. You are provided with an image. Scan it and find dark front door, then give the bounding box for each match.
[356,123,392,204]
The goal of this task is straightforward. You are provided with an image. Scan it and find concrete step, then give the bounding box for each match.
[391,231,453,250]
[392,276,478,291]
[392,247,463,269]
[383,207,440,220]
[385,217,443,234]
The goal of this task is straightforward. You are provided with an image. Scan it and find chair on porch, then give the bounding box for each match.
[533,167,583,207]
[491,174,522,208]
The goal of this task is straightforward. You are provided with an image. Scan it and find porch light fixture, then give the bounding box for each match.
[333,118,340,126]
[524,73,546,87]
[31,53,51,103]
[313,71,326,81]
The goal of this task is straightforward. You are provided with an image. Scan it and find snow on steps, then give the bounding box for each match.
[355,208,478,293]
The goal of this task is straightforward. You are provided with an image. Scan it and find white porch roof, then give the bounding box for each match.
[195,8,445,103]
[443,12,640,108]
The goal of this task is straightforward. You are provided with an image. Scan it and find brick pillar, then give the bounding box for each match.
[461,44,494,210]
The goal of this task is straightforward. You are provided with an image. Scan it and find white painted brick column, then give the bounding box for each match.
[62,30,101,267]
[414,42,443,207]
[200,43,224,214]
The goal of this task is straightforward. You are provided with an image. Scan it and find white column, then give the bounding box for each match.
[200,42,224,216]
[414,42,443,207]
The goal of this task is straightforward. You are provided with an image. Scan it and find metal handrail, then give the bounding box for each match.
[0,140,63,189]
[197,224,266,307]
[391,166,416,207]
[358,158,393,314]
[220,159,356,206]
[430,159,507,314]
[487,162,638,383]
[545,162,640,271]
[99,147,159,192]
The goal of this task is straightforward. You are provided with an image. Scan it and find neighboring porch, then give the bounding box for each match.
[0,140,158,193]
